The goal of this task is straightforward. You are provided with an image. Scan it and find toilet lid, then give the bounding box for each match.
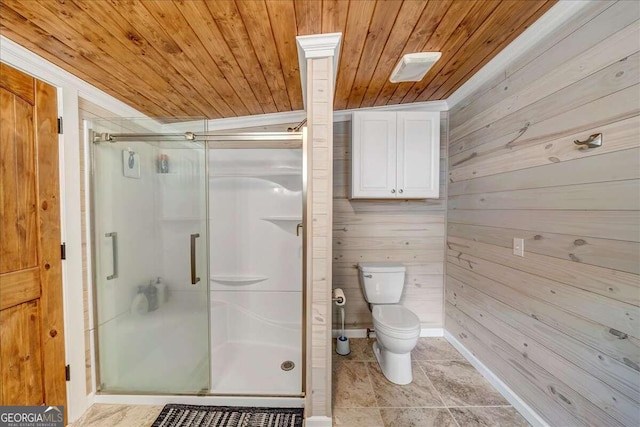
[372,305,420,332]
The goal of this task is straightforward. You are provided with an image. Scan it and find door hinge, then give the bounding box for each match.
[57,117,63,134]
[65,364,70,381]
[61,243,66,260]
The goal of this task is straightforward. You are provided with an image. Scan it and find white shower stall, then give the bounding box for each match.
[90,118,304,398]
[208,148,302,395]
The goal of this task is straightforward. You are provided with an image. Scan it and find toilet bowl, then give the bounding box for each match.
[358,262,421,385]
[372,304,420,385]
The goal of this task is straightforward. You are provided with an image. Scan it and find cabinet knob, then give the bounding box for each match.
[399,189,404,194]
[391,189,396,193]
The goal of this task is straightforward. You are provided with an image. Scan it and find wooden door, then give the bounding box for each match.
[396,112,440,198]
[351,111,397,198]
[0,64,66,415]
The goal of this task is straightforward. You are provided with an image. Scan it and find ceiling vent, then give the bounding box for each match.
[389,52,442,83]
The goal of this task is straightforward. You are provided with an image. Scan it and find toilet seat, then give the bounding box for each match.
[372,305,420,337]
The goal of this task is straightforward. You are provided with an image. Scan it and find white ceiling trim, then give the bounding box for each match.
[447,0,595,109]
[180,99,448,133]
[296,32,342,109]
[333,99,448,121]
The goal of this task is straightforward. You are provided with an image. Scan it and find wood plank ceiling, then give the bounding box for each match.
[0,0,555,119]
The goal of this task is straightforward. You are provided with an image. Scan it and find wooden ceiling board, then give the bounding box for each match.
[141,0,250,117]
[388,0,495,105]
[203,1,280,113]
[414,0,555,102]
[374,0,468,106]
[345,0,404,109]
[70,0,218,118]
[295,0,322,36]
[4,0,191,116]
[0,0,556,119]
[264,0,304,111]
[93,0,229,118]
[333,0,377,110]
[0,2,174,117]
[233,0,296,111]
[321,0,349,34]
[44,0,221,117]
[438,1,556,100]
[362,0,441,108]
[172,0,269,115]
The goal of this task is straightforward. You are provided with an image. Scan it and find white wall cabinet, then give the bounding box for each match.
[351,111,440,199]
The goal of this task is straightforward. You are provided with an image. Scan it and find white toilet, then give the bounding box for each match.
[359,262,420,385]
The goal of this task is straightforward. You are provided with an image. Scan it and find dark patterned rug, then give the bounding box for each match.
[151,404,304,427]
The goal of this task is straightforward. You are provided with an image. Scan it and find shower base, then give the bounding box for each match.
[210,341,301,395]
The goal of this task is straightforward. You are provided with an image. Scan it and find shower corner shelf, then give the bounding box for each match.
[210,275,268,286]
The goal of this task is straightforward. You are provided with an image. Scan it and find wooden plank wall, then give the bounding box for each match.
[332,113,448,330]
[446,2,640,426]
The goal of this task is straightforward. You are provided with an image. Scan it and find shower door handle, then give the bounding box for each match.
[105,232,118,280]
[190,233,201,285]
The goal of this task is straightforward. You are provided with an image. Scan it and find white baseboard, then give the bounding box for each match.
[332,329,368,338]
[304,415,332,427]
[420,328,444,337]
[332,328,443,338]
[444,331,549,427]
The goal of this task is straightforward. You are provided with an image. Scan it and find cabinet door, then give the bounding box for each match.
[351,112,397,198]
[396,112,440,198]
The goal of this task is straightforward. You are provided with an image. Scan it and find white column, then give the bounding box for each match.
[297,33,341,424]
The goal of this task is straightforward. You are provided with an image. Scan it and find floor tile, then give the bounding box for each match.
[332,338,376,362]
[412,338,464,361]
[419,360,509,407]
[70,404,162,427]
[379,408,457,427]
[367,362,444,408]
[333,408,384,426]
[450,407,530,427]
[333,361,378,408]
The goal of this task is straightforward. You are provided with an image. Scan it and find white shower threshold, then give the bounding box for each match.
[92,393,304,408]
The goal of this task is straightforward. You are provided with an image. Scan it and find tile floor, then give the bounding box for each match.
[69,404,162,427]
[69,338,530,427]
[332,338,530,427]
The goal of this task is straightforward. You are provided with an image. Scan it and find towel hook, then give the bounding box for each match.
[574,133,602,149]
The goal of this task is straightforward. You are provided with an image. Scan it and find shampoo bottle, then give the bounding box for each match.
[156,277,167,305]
[146,280,159,312]
[131,286,149,315]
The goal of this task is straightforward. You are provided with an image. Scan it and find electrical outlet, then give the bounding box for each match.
[513,238,524,256]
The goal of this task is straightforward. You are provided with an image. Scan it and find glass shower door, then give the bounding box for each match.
[92,135,209,394]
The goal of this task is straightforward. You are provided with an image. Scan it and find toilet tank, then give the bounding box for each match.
[358,262,406,304]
